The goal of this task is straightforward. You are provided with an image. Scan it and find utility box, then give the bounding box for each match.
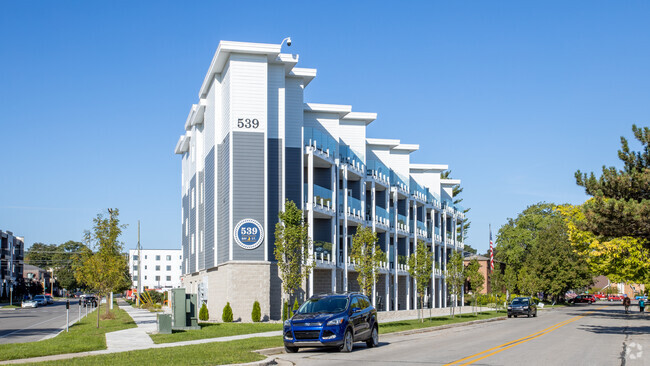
[157,313,172,334]
[171,288,200,330]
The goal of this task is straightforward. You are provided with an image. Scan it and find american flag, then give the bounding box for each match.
[489,225,494,271]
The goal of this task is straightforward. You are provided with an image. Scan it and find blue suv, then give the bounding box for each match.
[283,293,379,353]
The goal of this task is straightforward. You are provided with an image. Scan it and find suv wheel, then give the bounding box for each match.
[339,329,353,352]
[284,345,298,353]
[366,326,379,348]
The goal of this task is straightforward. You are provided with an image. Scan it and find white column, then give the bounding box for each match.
[371,181,376,306]
[342,167,348,292]
[392,189,399,311]
[331,164,337,293]
[442,213,447,308]
[307,151,314,298]
[405,198,411,311]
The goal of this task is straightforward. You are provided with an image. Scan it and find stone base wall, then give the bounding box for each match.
[182,261,281,322]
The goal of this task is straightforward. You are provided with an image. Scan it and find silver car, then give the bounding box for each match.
[22,299,39,308]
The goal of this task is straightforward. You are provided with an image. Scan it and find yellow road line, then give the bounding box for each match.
[444,306,606,366]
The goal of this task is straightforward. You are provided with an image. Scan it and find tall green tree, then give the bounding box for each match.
[350,226,385,299]
[25,243,58,268]
[274,200,315,306]
[76,209,131,326]
[407,240,433,322]
[464,258,484,315]
[446,251,465,317]
[496,203,593,299]
[575,125,650,243]
[53,241,87,291]
[441,170,471,241]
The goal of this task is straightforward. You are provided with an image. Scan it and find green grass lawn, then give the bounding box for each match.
[1,304,20,309]
[380,310,506,334]
[23,337,283,366]
[150,322,283,344]
[0,303,136,361]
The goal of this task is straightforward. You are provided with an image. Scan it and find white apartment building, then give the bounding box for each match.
[128,249,182,291]
[175,40,466,321]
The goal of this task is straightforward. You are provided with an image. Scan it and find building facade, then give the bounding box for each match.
[175,40,466,321]
[128,249,183,291]
[1,230,24,298]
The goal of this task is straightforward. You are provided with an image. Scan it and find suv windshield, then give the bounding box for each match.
[511,299,529,305]
[298,296,349,314]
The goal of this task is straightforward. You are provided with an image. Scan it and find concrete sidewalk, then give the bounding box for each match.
[0,300,495,364]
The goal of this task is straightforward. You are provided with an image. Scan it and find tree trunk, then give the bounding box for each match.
[96,295,100,328]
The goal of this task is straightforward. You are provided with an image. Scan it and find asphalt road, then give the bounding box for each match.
[277,301,650,366]
[0,300,90,344]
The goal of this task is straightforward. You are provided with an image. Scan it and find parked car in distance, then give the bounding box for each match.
[507,297,537,318]
[21,299,39,308]
[83,296,98,307]
[45,295,54,305]
[593,294,607,300]
[568,295,596,304]
[608,294,623,301]
[33,295,48,306]
[635,295,648,300]
[283,293,379,353]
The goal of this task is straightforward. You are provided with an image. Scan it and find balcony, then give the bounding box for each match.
[366,159,390,186]
[409,180,427,203]
[304,127,337,160]
[339,144,365,176]
[339,192,363,220]
[313,240,333,260]
[416,220,427,238]
[390,170,408,194]
[390,212,409,234]
[304,183,335,214]
[427,191,441,209]
[373,206,390,227]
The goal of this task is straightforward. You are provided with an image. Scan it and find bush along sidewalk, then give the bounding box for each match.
[199,303,209,321]
[252,301,261,322]
[222,302,233,322]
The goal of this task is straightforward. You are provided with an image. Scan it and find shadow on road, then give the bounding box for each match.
[292,341,391,354]
[578,323,650,335]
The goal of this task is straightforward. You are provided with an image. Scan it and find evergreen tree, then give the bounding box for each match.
[252,301,261,322]
[222,302,233,322]
[199,303,209,321]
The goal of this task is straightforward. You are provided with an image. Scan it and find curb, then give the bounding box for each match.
[385,316,507,337]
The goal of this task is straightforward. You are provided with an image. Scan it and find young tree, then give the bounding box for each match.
[446,251,465,317]
[274,200,315,307]
[75,209,131,327]
[407,240,433,322]
[465,258,484,315]
[350,226,386,299]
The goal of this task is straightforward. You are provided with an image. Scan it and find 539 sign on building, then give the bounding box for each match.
[234,219,264,250]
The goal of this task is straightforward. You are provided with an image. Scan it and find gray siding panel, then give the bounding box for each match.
[232,132,265,261]
[285,147,301,207]
[198,170,205,270]
[182,194,189,274]
[267,138,282,261]
[190,175,196,273]
[217,135,230,264]
[204,147,215,269]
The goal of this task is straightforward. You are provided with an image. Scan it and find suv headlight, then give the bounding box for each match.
[507,306,512,310]
[326,317,344,326]
[284,319,291,327]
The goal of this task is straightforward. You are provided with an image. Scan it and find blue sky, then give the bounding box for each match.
[1,1,648,254]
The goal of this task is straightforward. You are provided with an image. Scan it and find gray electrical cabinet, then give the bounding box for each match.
[171,288,200,330]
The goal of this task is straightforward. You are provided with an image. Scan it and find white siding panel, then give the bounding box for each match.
[220,64,231,143]
[230,54,268,133]
[339,120,366,162]
[267,64,284,139]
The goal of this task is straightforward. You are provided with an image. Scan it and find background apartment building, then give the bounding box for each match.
[1,230,24,299]
[175,40,466,320]
[128,249,182,291]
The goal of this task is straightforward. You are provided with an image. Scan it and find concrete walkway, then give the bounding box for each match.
[0,300,494,364]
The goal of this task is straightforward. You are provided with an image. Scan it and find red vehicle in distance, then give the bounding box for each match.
[593,294,607,300]
[608,294,623,301]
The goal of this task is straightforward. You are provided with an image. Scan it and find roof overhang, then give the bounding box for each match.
[410,164,449,172]
[441,179,461,186]
[199,41,283,98]
[174,135,191,155]
[393,144,419,152]
[366,138,400,147]
[184,104,205,131]
[304,103,352,118]
[342,112,377,125]
[289,67,317,86]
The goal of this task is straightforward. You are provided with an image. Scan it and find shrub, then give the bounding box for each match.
[222,302,233,322]
[293,299,300,312]
[282,301,288,321]
[252,301,261,322]
[199,303,209,321]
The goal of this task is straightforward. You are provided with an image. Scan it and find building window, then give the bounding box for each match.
[166,255,171,261]
[166,276,171,281]
[166,265,171,271]
[155,276,160,282]
[133,265,138,271]
[145,255,148,259]
[155,265,160,271]
[144,276,147,280]
[156,255,160,261]
[179,255,182,260]
[132,255,138,261]
[144,265,147,270]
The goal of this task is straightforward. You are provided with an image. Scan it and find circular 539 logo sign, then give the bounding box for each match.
[234,219,264,250]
